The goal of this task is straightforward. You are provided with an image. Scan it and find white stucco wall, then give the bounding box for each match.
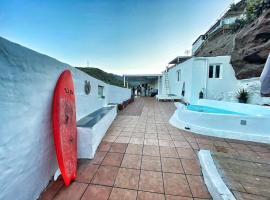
[206,56,238,100]
[167,58,193,100]
[0,37,130,200]
[159,56,238,103]
[219,78,270,105]
[107,85,131,104]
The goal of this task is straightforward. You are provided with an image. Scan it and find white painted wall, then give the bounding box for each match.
[107,85,131,104]
[166,58,193,100]
[0,37,130,200]
[218,78,270,105]
[159,56,238,104]
[205,56,238,100]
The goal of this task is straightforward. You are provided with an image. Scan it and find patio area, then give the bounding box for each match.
[39,97,270,200]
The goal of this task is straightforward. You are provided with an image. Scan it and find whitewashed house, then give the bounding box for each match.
[157,56,238,103]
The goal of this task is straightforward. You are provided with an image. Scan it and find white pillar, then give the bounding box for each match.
[123,75,126,87]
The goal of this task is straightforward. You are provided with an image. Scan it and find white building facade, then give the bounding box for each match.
[158,56,238,103]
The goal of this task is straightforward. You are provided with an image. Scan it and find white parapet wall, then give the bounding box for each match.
[0,37,131,200]
[198,150,236,200]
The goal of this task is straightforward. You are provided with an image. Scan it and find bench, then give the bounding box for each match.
[77,105,117,159]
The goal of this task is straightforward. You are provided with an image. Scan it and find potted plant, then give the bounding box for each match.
[236,89,249,103]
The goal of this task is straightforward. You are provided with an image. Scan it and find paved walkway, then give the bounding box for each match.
[40,97,270,200]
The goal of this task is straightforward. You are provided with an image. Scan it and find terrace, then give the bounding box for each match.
[39,97,270,200]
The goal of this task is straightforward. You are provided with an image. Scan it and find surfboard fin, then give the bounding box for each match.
[54,168,61,181]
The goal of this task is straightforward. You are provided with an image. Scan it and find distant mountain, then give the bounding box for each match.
[76,67,125,87]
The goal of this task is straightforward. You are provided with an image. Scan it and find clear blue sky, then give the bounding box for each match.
[1,0,236,75]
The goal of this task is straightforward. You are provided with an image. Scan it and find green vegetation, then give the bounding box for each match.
[236,88,250,103]
[246,0,270,21]
[231,0,270,32]
[76,67,125,88]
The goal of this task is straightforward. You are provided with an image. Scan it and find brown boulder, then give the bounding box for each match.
[231,9,270,79]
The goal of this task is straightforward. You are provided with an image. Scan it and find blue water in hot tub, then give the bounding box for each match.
[187,105,247,115]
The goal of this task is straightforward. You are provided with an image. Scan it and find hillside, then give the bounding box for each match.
[76,67,125,87]
[195,0,270,79]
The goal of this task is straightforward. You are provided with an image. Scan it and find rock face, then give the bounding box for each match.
[231,9,270,79]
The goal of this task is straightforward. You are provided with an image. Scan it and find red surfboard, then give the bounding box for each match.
[52,70,77,186]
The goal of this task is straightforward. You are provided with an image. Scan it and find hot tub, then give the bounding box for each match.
[169,99,270,144]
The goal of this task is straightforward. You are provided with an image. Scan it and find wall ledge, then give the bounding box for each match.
[198,150,236,200]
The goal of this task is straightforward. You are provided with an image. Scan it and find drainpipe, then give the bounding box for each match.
[204,58,209,98]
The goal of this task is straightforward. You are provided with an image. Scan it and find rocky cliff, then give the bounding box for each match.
[231,9,270,79]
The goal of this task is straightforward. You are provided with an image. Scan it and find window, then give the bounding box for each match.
[177,70,181,82]
[98,85,104,98]
[215,65,220,78]
[209,64,222,79]
[209,65,214,78]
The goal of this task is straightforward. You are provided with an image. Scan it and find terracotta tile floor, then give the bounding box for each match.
[39,97,270,200]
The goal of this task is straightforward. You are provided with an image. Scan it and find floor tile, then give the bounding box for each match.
[54,182,87,200]
[145,133,158,139]
[166,195,193,200]
[158,134,172,140]
[121,154,141,169]
[181,159,201,175]
[159,140,175,147]
[186,175,210,198]
[90,151,107,165]
[102,152,124,167]
[144,138,159,146]
[109,143,128,153]
[163,173,192,196]
[98,142,112,152]
[161,157,183,173]
[103,135,117,142]
[160,147,179,158]
[126,144,143,155]
[249,145,270,153]
[109,188,137,200]
[176,147,196,159]
[174,141,191,148]
[81,185,112,200]
[139,170,164,193]
[76,162,99,183]
[39,177,64,200]
[141,156,161,171]
[92,165,119,186]
[189,142,199,150]
[114,168,140,190]
[130,137,144,144]
[137,191,165,200]
[143,145,160,156]
[115,137,130,143]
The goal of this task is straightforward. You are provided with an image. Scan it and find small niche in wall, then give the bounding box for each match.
[98,85,105,99]
[84,80,91,95]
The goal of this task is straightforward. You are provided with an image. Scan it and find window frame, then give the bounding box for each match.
[208,64,222,79]
[98,85,104,98]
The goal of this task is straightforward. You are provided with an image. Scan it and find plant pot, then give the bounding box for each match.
[238,98,248,103]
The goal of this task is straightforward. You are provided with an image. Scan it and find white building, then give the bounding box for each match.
[158,56,238,103]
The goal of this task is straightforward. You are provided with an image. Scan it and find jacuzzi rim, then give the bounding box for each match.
[182,106,269,119]
[169,109,270,145]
